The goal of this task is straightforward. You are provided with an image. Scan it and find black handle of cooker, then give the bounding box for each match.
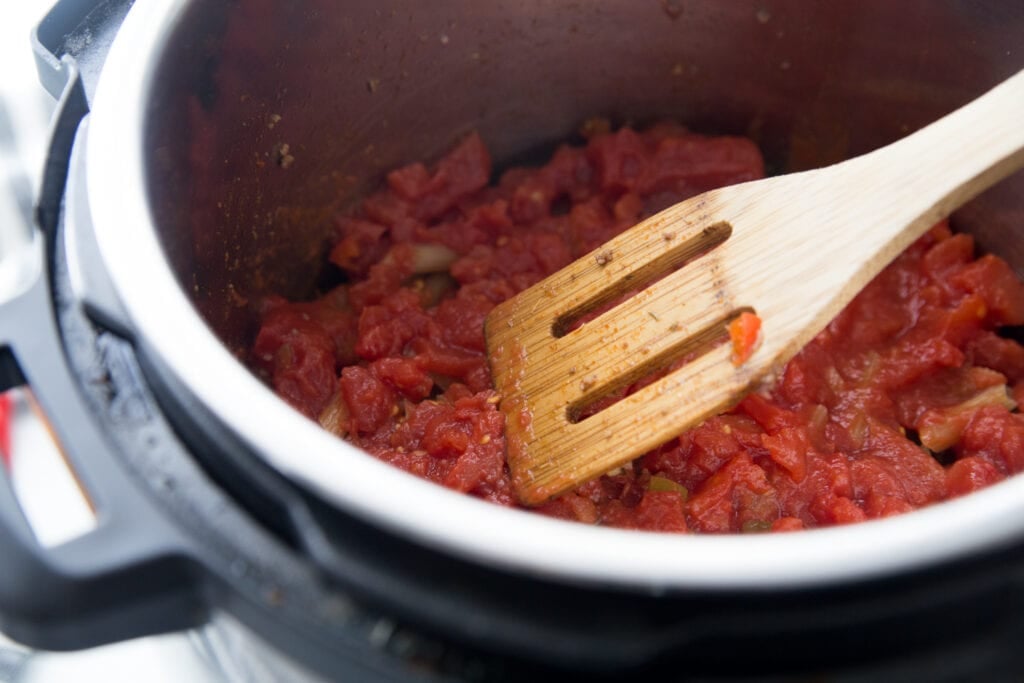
[32,0,136,100]
[0,0,206,650]
[0,231,205,650]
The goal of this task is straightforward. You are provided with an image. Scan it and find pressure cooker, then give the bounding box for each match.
[2,0,1024,680]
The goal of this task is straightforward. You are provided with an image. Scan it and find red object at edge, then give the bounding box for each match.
[0,392,12,466]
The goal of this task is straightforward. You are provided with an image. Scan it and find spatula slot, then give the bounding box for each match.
[551,220,732,338]
[566,307,752,425]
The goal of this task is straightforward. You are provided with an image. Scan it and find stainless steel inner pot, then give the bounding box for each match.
[85,0,1024,589]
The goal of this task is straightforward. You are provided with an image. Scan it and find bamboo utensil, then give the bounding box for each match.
[485,70,1024,506]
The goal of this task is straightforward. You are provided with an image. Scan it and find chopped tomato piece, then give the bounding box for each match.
[729,312,762,366]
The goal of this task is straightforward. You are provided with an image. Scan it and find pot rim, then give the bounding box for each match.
[86,0,1024,591]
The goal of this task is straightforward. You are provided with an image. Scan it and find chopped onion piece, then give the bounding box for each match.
[918,384,1016,452]
[409,243,458,274]
[318,390,350,438]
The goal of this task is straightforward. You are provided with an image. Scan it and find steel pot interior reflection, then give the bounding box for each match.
[87,0,1024,589]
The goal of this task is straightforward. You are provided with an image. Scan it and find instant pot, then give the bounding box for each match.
[2,0,1024,680]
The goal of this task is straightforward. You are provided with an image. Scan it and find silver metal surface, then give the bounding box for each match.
[86,0,1024,590]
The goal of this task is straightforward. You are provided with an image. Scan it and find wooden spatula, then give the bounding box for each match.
[485,70,1024,506]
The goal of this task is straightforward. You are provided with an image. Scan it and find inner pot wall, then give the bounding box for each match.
[145,0,1024,354]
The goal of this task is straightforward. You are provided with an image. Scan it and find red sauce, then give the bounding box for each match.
[251,123,1024,533]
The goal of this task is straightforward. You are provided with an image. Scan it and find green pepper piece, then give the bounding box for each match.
[741,519,773,533]
[648,475,688,500]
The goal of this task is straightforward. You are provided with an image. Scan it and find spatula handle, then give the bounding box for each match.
[839,69,1024,261]
[736,68,1024,363]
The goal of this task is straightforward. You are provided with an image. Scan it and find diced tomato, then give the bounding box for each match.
[535,492,599,524]
[946,456,1003,498]
[371,357,433,400]
[252,307,338,418]
[729,312,762,366]
[587,128,650,194]
[330,218,390,276]
[686,454,773,533]
[248,123,1024,533]
[407,133,492,222]
[967,332,1024,383]
[951,254,1024,325]
[639,134,765,195]
[606,490,690,533]
[958,406,1024,474]
[921,232,974,283]
[761,427,809,483]
[340,366,397,435]
[771,517,805,532]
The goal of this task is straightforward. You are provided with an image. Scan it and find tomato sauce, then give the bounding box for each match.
[251,123,1024,533]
